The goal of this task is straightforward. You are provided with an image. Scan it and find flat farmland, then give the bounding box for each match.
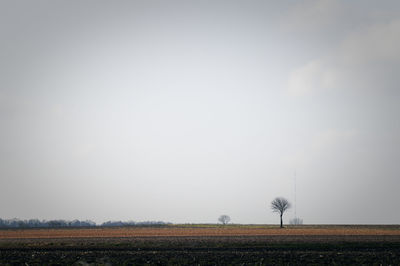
[1,225,400,239]
[1,225,400,265]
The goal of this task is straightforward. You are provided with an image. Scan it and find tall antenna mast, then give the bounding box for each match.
[294,170,297,219]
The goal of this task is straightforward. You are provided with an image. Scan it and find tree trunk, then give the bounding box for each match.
[280,214,283,228]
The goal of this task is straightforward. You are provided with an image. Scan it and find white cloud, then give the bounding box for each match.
[287,19,400,96]
[282,0,343,33]
[339,19,400,64]
[287,59,336,96]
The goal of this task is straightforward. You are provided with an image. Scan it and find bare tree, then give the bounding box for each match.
[271,197,291,228]
[218,215,231,225]
[289,217,303,225]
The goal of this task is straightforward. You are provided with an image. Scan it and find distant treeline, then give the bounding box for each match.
[101,220,168,227]
[0,219,96,228]
[0,218,168,228]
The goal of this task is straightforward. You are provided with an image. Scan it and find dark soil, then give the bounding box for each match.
[1,235,399,265]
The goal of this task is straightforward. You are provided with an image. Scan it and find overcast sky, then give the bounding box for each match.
[1,0,399,224]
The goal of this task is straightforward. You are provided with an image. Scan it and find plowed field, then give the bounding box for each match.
[1,226,399,264]
[1,225,400,239]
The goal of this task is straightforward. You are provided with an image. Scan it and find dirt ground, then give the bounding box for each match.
[1,225,400,239]
[1,226,399,264]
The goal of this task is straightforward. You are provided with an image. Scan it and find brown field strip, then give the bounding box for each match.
[1,227,400,239]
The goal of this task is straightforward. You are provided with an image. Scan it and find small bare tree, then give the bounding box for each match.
[289,217,303,225]
[218,215,231,225]
[271,197,291,228]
